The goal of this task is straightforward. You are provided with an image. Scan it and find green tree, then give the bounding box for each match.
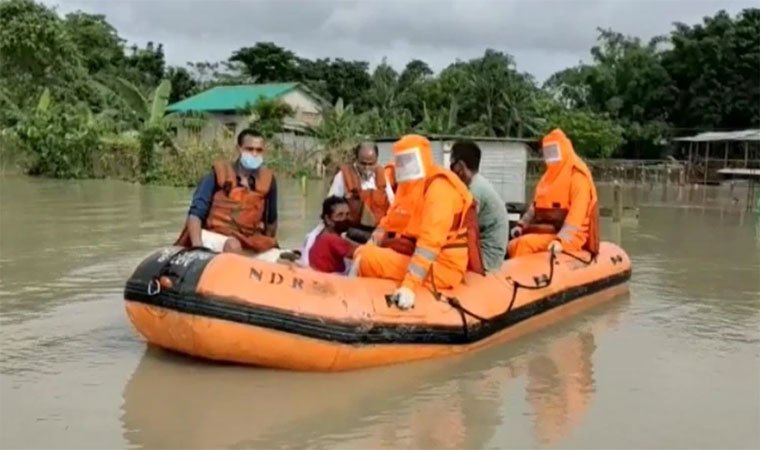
[396,60,435,124]
[398,59,433,89]
[166,66,199,103]
[299,58,372,108]
[542,65,594,109]
[534,96,625,158]
[13,93,102,178]
[124,41,166,89]
[63,12,125,74]
[0,0,90,109]
[663,8,760,130]
[454,50,542,137]
[239,98,294,138]
[547,28,676,157]
[229,42,301,83]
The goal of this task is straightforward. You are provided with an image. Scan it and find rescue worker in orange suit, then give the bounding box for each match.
[354,134,484,310]
[327,142,394,232]
[508,128,600,258]
[175,128,279,255]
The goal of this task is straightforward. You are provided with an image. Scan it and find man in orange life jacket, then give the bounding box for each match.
[508,128,600,258]
[354,134,484,310]
[175,128,279,255]
[327,141,394,232]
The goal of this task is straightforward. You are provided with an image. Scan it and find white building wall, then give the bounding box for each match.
[281,89,322,127]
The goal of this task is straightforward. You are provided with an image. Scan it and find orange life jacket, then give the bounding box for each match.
[380,168,485,276]
[175,161,277,253]
[340,163,391,227]
[531,168,600,256]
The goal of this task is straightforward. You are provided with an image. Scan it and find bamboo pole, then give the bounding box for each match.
[703,141,709,185]
[745,142,749,168]
[613,182,623,223]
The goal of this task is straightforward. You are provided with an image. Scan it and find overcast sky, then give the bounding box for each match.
[40,0,753,82]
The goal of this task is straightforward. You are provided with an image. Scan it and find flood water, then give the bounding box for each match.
[1,174,758,449]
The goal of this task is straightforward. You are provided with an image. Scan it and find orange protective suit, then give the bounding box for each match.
[508,128,600,258]
[356,135,479,290]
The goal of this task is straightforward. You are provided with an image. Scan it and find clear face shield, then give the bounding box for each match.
[393,148,425,183]
[542,142,562,165]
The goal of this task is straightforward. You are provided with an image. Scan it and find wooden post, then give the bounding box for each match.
[300,174,307,196]
[703,141,710,185]
[724,142,729,167]
[633,180,639,206]
[613,182,623,223]
[745,142,749,168]
[687,142,693,182]
[612,221,622,245]
[633,162,639,184]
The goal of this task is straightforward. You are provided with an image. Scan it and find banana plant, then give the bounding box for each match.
[36,88,51,112]
[415,97,459,135]
[108,77,173,127]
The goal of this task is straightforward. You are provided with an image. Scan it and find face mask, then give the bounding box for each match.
[355,163,374,180]
[240,153,263,170]
[333,220,350,233]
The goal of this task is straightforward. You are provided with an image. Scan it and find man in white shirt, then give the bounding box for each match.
[328,142,395,203]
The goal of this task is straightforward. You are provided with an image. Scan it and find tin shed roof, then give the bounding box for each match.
[166,83,299,113]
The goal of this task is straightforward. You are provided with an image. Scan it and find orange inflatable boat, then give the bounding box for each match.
[123,242,631,371]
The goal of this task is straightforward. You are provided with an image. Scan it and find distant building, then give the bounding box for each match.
[672,129,760,184]
[375,135,533,204]
[166,82,325,138]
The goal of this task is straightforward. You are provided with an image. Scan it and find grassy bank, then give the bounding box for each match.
[1,119,331,188]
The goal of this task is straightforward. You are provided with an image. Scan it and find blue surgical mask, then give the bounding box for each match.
[240,153,263,170]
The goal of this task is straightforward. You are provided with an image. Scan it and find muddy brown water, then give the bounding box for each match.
[1,174,758,449]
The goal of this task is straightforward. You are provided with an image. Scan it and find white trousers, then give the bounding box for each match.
[200,229,282,263]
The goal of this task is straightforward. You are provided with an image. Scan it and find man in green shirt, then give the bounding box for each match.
[449,140,509,272]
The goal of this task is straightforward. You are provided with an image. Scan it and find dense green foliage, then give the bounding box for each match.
[1,0,757,184]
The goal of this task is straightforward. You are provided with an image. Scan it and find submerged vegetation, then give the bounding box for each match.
[0,0,758,186]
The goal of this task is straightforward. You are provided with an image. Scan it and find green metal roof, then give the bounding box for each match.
[166,82,299,113]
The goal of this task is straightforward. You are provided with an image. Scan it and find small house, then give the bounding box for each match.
[166,82,325,138]
[672,129,760,184]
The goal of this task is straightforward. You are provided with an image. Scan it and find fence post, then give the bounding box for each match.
[613,182,623,223]
[300,174,307,196]
[612,222,622,245]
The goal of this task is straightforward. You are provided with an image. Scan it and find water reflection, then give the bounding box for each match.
[2,174,758,449]
[120,298,626,449]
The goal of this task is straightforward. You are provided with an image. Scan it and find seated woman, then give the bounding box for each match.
[302,196,360,274]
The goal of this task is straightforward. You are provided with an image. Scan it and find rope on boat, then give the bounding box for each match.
[418,250,597,338]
